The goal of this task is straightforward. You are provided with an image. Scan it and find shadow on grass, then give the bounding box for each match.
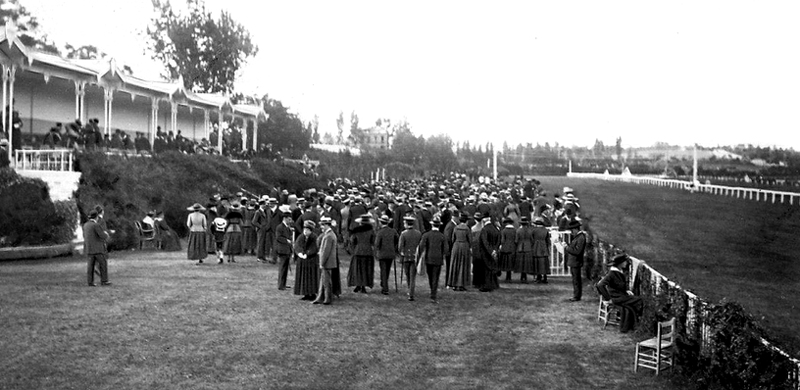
[0,250,689,389]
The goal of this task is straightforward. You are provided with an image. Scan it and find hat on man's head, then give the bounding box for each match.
[281,211,292,218]
[566,219,582,230]
[379,215,390,225]
[187,202,206,211]
[473,212,483,220]
[319,216,332,225]
[431,217,442,227]
[612,253,629,266]
[403,216,416,224]
[88,210,99,219]
[459,214,469,223]
[520,216,530,225]
[358,214,373,225]
[303,220,316,229]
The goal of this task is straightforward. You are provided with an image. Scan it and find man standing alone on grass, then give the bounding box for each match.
[84,210,111,287]
[564,219,586,301]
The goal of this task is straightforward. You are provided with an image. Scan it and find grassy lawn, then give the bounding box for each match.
[0,250,687,390]
[539,177,800,356]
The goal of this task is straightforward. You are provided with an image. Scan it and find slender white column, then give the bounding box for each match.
[1,65,7,135]
[203,110,210,141]
[7,66,15,165]
[170,101,178,134]
[217,110,223,154]
[150,98,159,150]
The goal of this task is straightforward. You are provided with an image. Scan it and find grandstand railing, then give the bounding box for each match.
[593,237,800,389]
[14,149,74,172]
[567,172,800,205]
[548,229,571,277]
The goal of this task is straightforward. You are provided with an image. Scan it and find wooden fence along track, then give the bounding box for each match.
[567,172,800,205]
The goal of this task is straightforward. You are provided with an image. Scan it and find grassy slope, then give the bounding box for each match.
[539,177,800,355]
[0,250,686,390]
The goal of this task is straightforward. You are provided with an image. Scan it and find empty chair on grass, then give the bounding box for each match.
[634,317,676,375]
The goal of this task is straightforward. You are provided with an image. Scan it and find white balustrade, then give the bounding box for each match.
[14,149,74,172]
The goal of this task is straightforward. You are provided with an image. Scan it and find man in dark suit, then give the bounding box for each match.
[267,198,282,263]
[419,218,449,302]
[312,216,337,305]
[83,210,111,286]
[374,214,399,295]
[252,197,271,263]
[564,219,587,301]
[275,211,294,290]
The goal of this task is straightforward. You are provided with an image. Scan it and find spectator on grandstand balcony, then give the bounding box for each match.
[175,130,185,152]
[43,123,63,149]
[63,122,80,149]
[0,139,9,168]
[110,130,123,149]
[167,130,176,150]
[83,120,96,150]
[153,130,167,154]
[123,133,134,151]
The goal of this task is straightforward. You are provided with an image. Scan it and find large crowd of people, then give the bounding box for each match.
[175,174,593,306]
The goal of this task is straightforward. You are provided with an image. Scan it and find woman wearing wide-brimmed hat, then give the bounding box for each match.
[222,203,244,263]
[186,203,207,263]
[348,214,376,293]
[294,220,320,300]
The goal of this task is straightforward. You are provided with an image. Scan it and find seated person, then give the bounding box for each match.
[141,211,156,234]
[597,253,644,333]
[154,210,181,251]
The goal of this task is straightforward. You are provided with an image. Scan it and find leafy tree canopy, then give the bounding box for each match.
[146,0,258,94]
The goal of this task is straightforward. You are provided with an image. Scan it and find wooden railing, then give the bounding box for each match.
[14,149,74,171]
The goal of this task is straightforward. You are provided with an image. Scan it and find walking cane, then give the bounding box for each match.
[393,256,398,293]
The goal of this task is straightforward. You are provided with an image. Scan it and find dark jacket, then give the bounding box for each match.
[317,228,338,269]
[597,269,629,301]
[374,226,399,260]
[564,231,586,267]
[499,225,516,253]
[351,224,375,257]
[398,227,422,262]
[419,229,448,266]
[275,222,294,255]
[83,219,108,255]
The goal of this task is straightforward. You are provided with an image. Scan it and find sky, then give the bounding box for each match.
[23,0,800,149]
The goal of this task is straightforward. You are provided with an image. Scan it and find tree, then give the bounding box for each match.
[321,132,334,144]
[391,120,421,166]
[0,0,59,53]
[423,134,457,174]
[335,111,345,144]
[615,136,623,159]
[257,97,308,152]
[146,0,258,93]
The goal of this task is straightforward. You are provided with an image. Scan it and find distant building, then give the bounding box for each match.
[360,127,393,150]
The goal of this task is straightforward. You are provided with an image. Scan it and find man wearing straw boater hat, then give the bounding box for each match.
[312,216,337,305]
[398,215,421,301]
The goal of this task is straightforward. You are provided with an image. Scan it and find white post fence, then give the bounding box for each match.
[567,172,800,206]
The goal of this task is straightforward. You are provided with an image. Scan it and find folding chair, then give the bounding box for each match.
[634,317,676,375]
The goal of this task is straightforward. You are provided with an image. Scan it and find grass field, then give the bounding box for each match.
[539,177,800,356]
[0,250,689,390]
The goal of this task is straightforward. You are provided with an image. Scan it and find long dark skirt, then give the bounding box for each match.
[472,255,485,288]
[497,252,515,272]
[223,231,242,255]
[187,231,207,260]
[332,251,342,296]
[483,255,500,290]
[241,226,256,253]
[447,242,471,288]
[347,255,374,288]
[294,254,320,296]
[516,252,536,274]
[207,231,217,254]
[533,255,550,275]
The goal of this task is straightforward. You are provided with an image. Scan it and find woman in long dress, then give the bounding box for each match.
[471,213,485,288]
[294,220,320,300]
[531,217,552,283]
[515,216,536,282]
[446,215,472,291]
[222,203,244,263]
[498,217,517,282]
[348,214,375,293]
[186,203,207,264]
